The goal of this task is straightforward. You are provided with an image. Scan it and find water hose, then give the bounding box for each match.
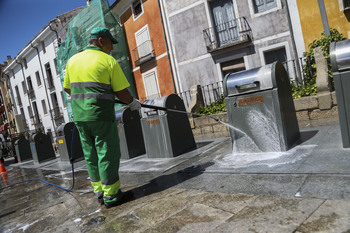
[115,99,223,123]
[0,126,77,192]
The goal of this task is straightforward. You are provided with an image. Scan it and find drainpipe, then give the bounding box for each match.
[157,0,181,93]
[284,0,302,83]
[317,0,330,37]
[157,0,176,93]
[49,22,59,40]
[30,42,56,135]
[15,59,35,131]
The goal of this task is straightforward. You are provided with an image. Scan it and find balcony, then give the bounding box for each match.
[203,17,252,52]
[28,89,35,99]
[51,107,63,119]
[132,40,155,66]
[30,115,42,126]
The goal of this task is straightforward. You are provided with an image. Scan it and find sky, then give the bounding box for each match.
[0,0,114,63]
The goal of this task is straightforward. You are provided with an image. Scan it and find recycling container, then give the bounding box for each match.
[14,136,32,163]
[115,108,145,159]
[140,94,196,158]
[223,61,300,152]
[330,39,350,148]
[30,132,56,165]
[57,122,85,163]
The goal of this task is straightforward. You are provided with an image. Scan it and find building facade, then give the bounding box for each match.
[110,0,176,102]
[2,9,82,138]
[297,0,350,49]
[159,0,305,99]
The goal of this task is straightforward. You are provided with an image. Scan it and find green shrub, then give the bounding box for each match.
[198,94,226,115]
[292,28,346,99]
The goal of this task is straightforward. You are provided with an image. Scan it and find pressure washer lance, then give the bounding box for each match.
[115,99,233,129]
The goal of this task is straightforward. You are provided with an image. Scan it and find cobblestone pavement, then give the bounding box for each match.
[1,123,350,232]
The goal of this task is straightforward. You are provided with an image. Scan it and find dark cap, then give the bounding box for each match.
[90,27,118,44]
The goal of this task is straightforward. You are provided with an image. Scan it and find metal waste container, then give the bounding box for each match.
[30,132,56,165]
[141,94,196,158]
[57,122,85,163]
[14,136,32,163]
[115,108,145,159]
[330,39,350,148]
[223,61,300,152]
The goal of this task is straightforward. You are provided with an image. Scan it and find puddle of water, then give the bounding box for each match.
[214,145,316,169]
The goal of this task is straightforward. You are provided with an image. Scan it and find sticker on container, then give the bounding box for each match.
[58,140,64,144]
[147,119,160,125]
[237,96,264,106]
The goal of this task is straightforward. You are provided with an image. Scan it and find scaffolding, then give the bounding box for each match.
[56,0,136,121]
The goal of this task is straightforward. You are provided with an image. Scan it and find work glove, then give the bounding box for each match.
[128,98,141,111]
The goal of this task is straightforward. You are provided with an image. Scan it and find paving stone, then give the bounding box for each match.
[132,189,207,226]
[214,195,323,232]
[145,203,233,233]
[296,199,350,233]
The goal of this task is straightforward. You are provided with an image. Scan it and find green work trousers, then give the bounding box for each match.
[75,120,121,204]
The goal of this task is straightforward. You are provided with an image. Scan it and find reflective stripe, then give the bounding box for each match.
[71,93,115,100]
[101,176,119,186]
[103,180,121,199]
[91,177,100,182]
[71,82,112,90]
[91,181,103,193]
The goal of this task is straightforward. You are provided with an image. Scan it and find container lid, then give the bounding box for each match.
[223,63,275,97]
[331,39,350,72]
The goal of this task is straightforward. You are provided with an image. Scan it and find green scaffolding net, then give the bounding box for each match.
[56,0,136,121]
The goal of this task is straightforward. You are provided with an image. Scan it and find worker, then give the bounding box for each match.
[63,27,141,208]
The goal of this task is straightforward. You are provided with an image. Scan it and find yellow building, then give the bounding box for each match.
[297,0,349,49]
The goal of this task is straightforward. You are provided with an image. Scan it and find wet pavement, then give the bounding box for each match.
[1,121,350,232]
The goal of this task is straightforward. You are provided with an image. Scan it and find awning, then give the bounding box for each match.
[0,122,9,131]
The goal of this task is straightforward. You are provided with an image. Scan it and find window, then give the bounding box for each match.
[264,47,287,64]
[143,69,160,100]
[45,62,54,88]
[27,106,33,118]
[221,58,246,77]
[35,71,42,86]
[41,99,48,114]
[51,92,58,107]
[344,0,350,9]
[132,0,143,19]
[23,58,28,69]
[209,0,238,47]
[42,41,46,54]
[253,0,276,13]
[22,81,27,95]
[135,26,151,58]
[26,76,33,90]
[20,108,25,122]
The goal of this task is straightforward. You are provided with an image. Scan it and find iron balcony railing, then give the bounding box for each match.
[51,107,63,119]
[132,40,155,66]
[30,115,42,126]
[203,17,252,52]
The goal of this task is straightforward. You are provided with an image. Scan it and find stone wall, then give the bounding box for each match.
[190,92,339,140]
